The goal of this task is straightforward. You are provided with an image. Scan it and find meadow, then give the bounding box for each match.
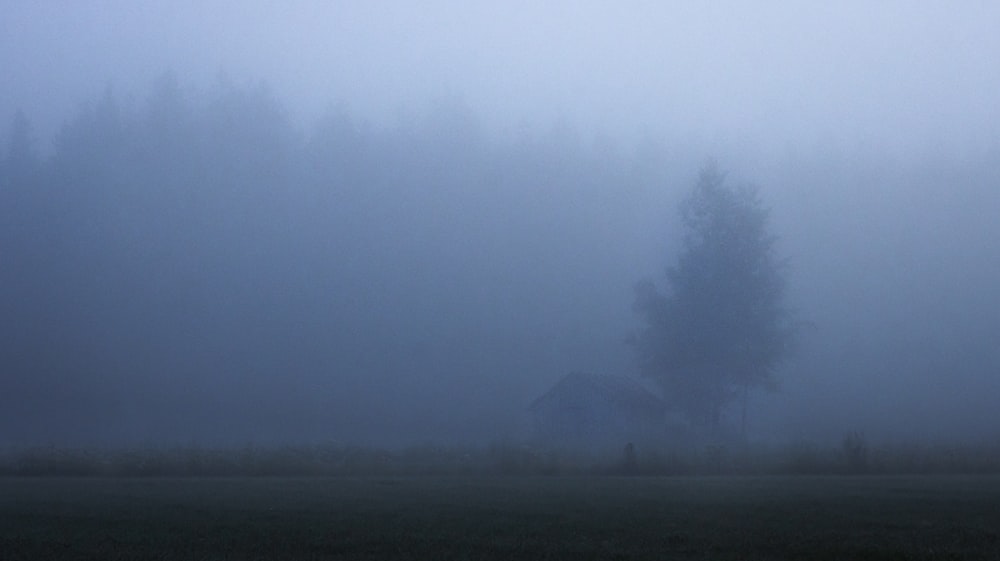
[3,474,1000,560]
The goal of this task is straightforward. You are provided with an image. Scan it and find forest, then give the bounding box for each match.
[2,75,999,453]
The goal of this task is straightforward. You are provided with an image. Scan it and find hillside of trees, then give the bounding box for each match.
[3,75,999,448]
[0,76,680,446]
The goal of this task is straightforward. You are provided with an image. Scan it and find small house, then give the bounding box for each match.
[528,372,666,452]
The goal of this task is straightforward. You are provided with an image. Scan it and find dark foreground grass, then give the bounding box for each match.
[2,476,999,560]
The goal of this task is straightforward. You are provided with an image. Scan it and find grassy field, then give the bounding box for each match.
[2,476,1000,560]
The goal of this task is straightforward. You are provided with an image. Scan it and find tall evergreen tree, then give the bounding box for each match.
[631,162,795,434]
[4,110,36,186]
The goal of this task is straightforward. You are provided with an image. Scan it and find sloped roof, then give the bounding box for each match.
[528,371,665,417]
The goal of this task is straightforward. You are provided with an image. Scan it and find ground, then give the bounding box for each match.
[2,475,999,560]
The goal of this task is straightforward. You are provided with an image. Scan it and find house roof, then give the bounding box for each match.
[528,371,665,417]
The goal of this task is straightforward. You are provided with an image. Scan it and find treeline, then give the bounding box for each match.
[0,75,670,446]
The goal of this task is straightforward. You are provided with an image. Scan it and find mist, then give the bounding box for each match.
[1,2,998,450]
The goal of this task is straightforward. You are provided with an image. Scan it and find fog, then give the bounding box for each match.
[1,2,998,449]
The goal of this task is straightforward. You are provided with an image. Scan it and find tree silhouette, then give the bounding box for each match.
[4,110,36,187]
[631,162,795,435]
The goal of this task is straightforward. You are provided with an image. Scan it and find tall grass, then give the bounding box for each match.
[3,438,1000,477]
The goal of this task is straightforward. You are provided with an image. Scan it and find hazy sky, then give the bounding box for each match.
[3,1,999,154]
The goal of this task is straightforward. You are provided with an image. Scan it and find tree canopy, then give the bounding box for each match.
[631,162,794,433]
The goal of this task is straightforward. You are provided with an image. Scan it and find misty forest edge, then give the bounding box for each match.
[1,76,995,471]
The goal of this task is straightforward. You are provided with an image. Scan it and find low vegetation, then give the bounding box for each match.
[4,437,1000,477]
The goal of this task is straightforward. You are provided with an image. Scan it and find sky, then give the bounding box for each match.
[3,1,999,154]
[1,1,999,448]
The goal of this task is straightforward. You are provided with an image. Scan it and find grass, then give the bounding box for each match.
[5,438,1000,477]
[2,475,1000,560]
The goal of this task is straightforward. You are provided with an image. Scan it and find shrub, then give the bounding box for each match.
[842,431,869,474]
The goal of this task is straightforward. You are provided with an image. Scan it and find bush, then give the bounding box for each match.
[842,431,869,474]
